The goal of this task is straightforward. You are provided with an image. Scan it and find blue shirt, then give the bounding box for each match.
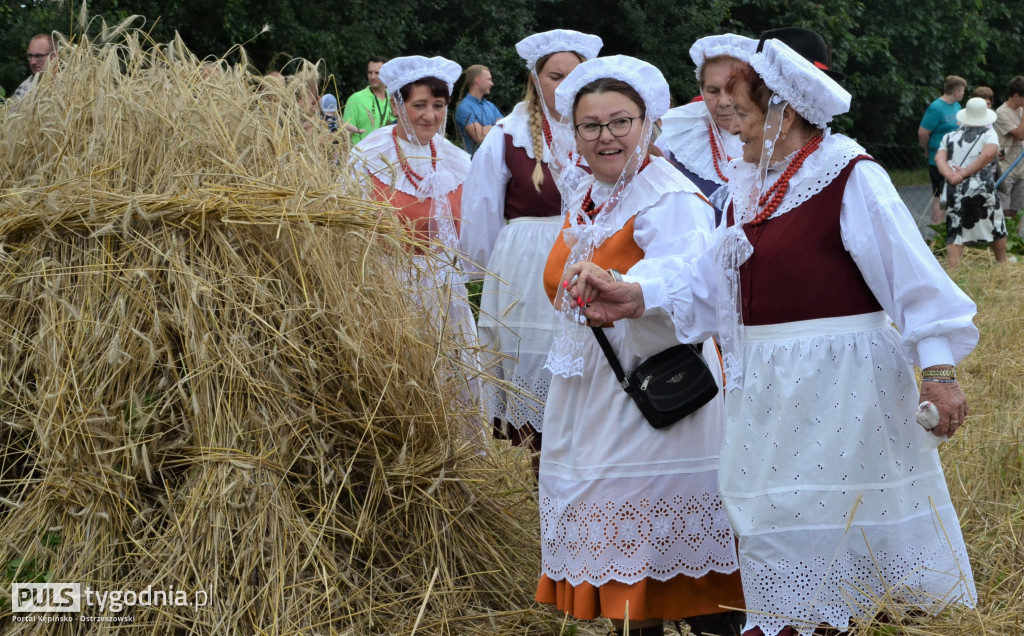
[455,94,503,155]
[920,97,962,165]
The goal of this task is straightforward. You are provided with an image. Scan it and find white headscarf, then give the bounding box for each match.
[689,33,757,81]
[515,29,604,198]
[545,55,670,378]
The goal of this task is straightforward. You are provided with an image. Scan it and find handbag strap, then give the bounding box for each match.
[590,326,702,391]
[591,326,629,389]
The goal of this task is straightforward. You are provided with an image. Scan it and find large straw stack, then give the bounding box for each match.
[0,20,550,634]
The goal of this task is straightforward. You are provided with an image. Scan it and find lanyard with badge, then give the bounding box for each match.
[373,95,391,127]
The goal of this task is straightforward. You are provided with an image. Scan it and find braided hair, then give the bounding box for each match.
[524,51,585,192]
[524,80,547,192]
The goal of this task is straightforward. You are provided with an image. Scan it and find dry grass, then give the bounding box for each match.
[924,253,1024,636]
[0,20,552,635]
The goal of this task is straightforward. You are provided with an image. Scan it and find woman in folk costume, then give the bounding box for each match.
[353,56,483,417]
[656,34,756,224]
[536,55,745,636]
[566,29,978,636]
[460,30,601,464]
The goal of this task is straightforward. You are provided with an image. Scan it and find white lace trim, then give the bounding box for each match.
[567,157,700,239]
[689,34,757,80]
[727,133,866,225]
[656,102,729,185]
[540,491,740,586]
[499,102,552,162]
[750,41,850,129]
[353,125,470,198]
[740,529,976,636]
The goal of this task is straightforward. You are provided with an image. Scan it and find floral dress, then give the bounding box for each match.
[941,125,1008,245]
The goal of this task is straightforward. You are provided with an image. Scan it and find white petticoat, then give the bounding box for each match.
[404,255,487,445]
[720,311,977,635]
[539,323,739,586]
[477,216,562,431]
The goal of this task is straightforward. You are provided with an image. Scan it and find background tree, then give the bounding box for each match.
[6,0,1024,147]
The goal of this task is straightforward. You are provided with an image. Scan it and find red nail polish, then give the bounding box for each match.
[563,280,569,288]
[587,297,592,303]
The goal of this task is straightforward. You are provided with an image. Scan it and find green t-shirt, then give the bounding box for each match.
[343,87,393,144]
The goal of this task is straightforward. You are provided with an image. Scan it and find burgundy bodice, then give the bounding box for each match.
[732,155,883,326]
[503,134,562,220]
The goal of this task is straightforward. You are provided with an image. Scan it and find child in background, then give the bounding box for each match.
[321,93,340,133]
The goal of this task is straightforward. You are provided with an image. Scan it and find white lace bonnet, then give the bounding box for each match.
[554,55,671,124]
[689,33,757,81]
[516,29,604,71]
[379,55,463,97]
[749,38,851,129]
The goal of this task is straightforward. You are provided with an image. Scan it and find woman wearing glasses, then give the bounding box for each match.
[535,56,744,636]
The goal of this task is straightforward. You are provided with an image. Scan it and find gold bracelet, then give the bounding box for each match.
[921,367,957,380]
[607,269,623,282]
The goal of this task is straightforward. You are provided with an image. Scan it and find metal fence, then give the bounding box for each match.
[860,143,936,238]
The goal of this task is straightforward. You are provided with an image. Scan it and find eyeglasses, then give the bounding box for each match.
[574,116,642,141]
[27,53,52,61]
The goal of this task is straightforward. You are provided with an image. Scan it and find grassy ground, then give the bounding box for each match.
[888,166,931,187]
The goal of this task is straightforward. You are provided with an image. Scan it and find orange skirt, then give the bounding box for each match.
[535,570,745,621]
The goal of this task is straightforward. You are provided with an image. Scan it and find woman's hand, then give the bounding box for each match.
[945,166,964,186]
[919,377,968,438]
[560,262,612,309]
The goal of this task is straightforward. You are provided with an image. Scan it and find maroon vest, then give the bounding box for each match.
[733,155,882,326]
[503,133,562,220]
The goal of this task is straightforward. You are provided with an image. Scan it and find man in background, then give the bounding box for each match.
[454,65,502,156]
[918,75,966,223]
[995,76,1024,236]
[12,33,58,100]
[344,56,392,144]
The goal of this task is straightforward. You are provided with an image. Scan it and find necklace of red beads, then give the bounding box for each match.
[392,127,437,190]
[749,133,823,226]
[541,115,583,167]
[577,154,652,224]
[708,123,731,182]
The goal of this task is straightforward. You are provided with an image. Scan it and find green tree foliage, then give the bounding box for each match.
[5,0,1024,144]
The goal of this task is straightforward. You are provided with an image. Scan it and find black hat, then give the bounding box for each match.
[756,27,844,82]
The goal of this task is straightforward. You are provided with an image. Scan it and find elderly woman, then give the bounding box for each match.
[536,55,745,636]
[353,56,481,416]
[460,30,601,464]
[568,30,978,636]
[936,96,1008,267]
[655,33,757,223]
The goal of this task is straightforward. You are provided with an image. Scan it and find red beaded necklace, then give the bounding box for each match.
[541,114,583,167]
[749,133,823,226]
[708,123,731,182]
[577,154,652,224]
[392,127,438,190]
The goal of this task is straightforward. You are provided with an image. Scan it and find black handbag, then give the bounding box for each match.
[591,326,720,430]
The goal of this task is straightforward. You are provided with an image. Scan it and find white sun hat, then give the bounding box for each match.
[957,97,997,126]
